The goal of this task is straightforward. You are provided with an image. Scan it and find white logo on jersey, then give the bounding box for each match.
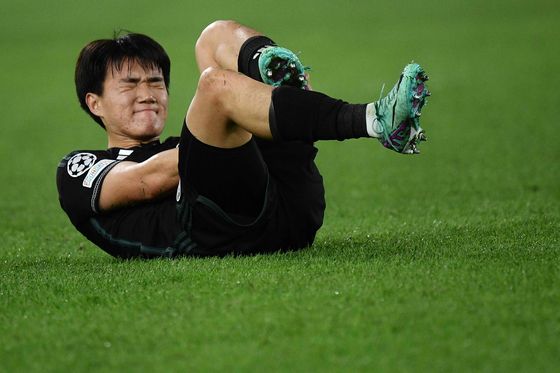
[116,149,134,160]
[82,159,115,188]
[67,153,97,177]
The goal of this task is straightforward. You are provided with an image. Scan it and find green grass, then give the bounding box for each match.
[1,0,559,372]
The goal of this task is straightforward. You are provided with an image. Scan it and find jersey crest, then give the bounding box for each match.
[67,153,97,177]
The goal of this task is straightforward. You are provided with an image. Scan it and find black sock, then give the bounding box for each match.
[238,36,277,82]
[269,86,368,142]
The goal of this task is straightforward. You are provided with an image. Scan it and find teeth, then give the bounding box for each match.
[299,76,305,81]
[420,133,427,141]
[266,70,273,78]
[289,62,296,69]
[426,91,431,97]
[415,111,421,117]
[413,148,421,154]
[420,73,429,82]
[413,94,422,100]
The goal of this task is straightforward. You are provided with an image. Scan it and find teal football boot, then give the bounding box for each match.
[372,63,430,154]
[258,46,311,90]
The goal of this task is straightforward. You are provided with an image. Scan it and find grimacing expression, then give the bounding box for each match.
[88,61,169,143]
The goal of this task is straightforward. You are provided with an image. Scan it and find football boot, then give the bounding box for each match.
[372,63,430,154]
[258,46,311,90]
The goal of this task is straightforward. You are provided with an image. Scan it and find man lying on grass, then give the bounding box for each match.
[57,20,431,259]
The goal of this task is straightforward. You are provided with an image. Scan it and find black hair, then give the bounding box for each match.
[75,31,171,129]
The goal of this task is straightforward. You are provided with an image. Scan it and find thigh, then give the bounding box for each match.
[178,127,325,255]
[255,138,326,242]
[178,123,267,221]
[255,138,324,190]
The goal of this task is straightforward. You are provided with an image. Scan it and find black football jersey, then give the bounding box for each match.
[56,137,187,258]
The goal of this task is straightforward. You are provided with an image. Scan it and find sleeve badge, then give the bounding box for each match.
[67,153,97,177]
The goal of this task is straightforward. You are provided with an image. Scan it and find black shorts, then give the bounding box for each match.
[177,123,325,256]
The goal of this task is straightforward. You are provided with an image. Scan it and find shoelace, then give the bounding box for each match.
[373,81,406,152]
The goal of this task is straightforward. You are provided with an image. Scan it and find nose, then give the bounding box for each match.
[137,83,156,103]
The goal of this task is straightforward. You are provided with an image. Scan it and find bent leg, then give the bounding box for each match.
[195,20,264,73]
[186,66,370,148]
[185,66,274,148]
[196,20,307,89]
[179,125,267,222]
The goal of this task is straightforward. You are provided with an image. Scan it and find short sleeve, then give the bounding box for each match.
[56,151,119,226]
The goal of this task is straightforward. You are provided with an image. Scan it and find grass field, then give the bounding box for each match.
[1,0,559,372]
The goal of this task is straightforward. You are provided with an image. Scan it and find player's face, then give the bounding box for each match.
[95,61,169,144]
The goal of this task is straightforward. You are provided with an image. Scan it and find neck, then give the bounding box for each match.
[107,133,160,149]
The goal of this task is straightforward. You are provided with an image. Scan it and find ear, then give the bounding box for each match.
[85,93,103,117]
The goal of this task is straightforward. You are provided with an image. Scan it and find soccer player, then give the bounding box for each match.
[56,20,430,259]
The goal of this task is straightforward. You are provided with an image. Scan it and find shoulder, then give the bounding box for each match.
[57,149,120,225]
[58,150,115,177]
[57,150,120,190]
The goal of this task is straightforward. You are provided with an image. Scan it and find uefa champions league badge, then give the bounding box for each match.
[67,153,97,178]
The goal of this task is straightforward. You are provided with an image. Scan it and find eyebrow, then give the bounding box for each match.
[119,76,164,84]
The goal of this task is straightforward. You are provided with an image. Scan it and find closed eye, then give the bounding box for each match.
[120,77,141,85]
[148,77,165,87]
[118,76,165,89]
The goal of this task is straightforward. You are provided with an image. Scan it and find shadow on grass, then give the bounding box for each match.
[5,214,558,273]
[309,214,559,264]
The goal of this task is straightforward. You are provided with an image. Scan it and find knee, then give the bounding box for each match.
[204,20,240,35]
[197,66,229,106]
[197,20,239,50]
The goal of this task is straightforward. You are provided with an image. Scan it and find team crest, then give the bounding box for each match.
[67,153,97,177]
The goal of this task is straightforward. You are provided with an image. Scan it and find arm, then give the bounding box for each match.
[98,148,179,212]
